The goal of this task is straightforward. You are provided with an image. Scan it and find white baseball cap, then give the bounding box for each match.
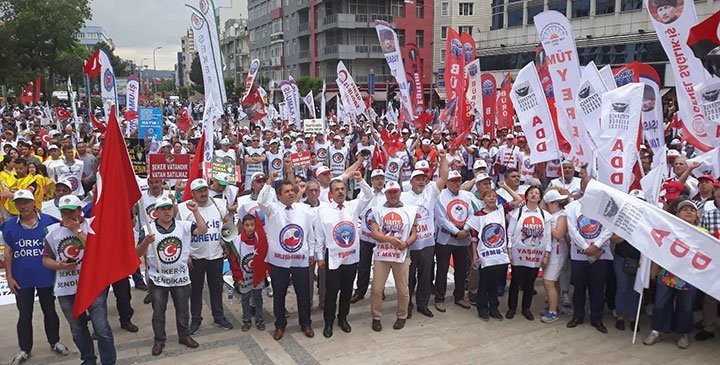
[371,169,385,178]
[56,179,73,189]
[47,144,60,151]
[190,178,209,191]
[629,189,646,201]
[543,190,569,203]
[667,149,681,158]
[415,160,430,170]
[411,170,427,179]
[251,172,267,181]
[421,139,431,145]
[448,170,463,180]
[58,195,84,210]
[473,160,488,170]
[220,138,231,145]
[475,173,491,183]
[12,189,34,201]
[314,166,331,177]
[383,181,401,193]
[506,133,515,139]
[155,196,174,209]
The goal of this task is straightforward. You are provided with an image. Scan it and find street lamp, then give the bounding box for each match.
[153,46,162,70]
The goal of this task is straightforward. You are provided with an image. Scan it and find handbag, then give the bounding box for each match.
[622,256,639,276]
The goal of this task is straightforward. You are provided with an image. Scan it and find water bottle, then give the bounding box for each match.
[227,286,234,300]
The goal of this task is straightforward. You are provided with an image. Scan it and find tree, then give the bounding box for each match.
[295,76,323,97]
[224,77,235,98]
[91,42,129,77]
[178,86,190,100]
[189,53,204,94]
[0,0,92,95]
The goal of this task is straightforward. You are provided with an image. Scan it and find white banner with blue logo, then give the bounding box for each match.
[98,49,118,119]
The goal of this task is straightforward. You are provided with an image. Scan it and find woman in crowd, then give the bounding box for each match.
[540,187,570,323]
[643,199,701,349]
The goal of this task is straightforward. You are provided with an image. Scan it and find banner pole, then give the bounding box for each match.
[632,290,644,344]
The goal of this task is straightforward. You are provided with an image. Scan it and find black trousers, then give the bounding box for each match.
[190,257,225,322]
[271,264,311,330]
[16,286,60,353]
[435,244,469,302]
[572,259,611,324]
[324,263,358,323]
[508,266,540,312]
[477,265,506,315]
[111,277,134,324]
[354,240,375,297]
[408,246,434,309]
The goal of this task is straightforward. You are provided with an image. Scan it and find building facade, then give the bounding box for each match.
[220,18,251,88]
[77,26,115,50]
[476,0,718,87]
[179,28,196,88]
[249,0,434,100]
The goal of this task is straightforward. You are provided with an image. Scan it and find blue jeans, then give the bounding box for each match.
[58,290,116,365]
[651,283,696,335]
[613,258,640,318]
[241,289,264,322]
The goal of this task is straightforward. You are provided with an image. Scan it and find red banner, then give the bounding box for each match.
[405,43,425,117]
[534,44,568,153]
[291,151,311,168]
[481,73,497,138]
[461,32,477,132]
[148,154,192,179]
[444,28,466,132]
[495,72,514,131]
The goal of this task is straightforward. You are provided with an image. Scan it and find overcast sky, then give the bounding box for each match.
[90,0,191,71]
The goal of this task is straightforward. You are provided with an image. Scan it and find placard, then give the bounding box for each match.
[138,108,163,140]
[148,154,191,179]
[211,154,237,183]
[303,118,324,134]
[126,138,147,175]
[290,151,311,168]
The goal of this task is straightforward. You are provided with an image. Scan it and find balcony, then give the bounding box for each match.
[298,22,309,32]
[320,44,385,60]
[270,32,284,45]
[319,13,393,31]
[298,50,310,61]
[323,74,394,84]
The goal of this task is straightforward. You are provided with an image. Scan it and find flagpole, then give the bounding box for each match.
[632,290,644,344]
[137,197,162,271]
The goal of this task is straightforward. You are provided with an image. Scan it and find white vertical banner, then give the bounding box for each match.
[534,11,591,169]
[336,61,367,118]
[202,95,220,167]
[510,62,561,164]
[303,91,317,120]
[196,0,226,104]
[645,0,715,151]
[598,65,617,90]
[697,78,720,129]
[125,75,140,113]
[241,59,260,102]
[596,83,643,192]
[465,59,482,117]
[187,6,224,111]
[375,20,413,117]
[279,80,301,129]
[575,61,607,144]
[67,77,81,140]
[639,75,665,156]
[98,49,118,118]
[320,81,327,131]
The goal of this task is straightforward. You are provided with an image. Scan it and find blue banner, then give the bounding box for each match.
[138,108,163,140]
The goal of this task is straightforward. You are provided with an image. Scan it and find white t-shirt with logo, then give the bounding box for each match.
[401,183,441,251]
[43,220,91,296]
[370,204,417,263]
[147,220,193,287]
[435,189,473,246]
[507,206,551,268]
[177,198,227,260]
[466,207,510,268]
[565,200,613,261]
[329,146,349,176]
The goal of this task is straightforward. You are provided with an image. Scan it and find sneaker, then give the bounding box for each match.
[241,320,251,332]
[10,351,29,365]
[541,312,559,323]
[51,342,69,355]
[677,335,689,349]
[562,293,572,308]
[695,329,716,341]
[265,286,273,298]
[256,319,266,331]
[190,319,201,335]
[215,318,234,330]
[643,331,661,346]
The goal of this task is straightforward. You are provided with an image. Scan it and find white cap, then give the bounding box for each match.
[670,138,681,145]
[295,137,304,143]
[371,169,385,178]
[220,138,231,145]
[448,170,462,180]
[269,138,279,145]
[56,179,73,189]
[543,190,569,203]
[481,134,491,140]
[475,173,491,183]
[473,160,488,170]
[333,135,342,141]
[47,144,60,151]
[414,160,430,170]
[160,141,172,148]
[411,170,427,179]
[190,178,209,191]
[421,139,431,145]
[506,133,515,139]
[12,189,34,201]
[58,195,84,210]
[629,189,646,200]
[155,196,174,208]
[251,172,267,181]
[315,166,331,177]
[401,128,410,134]
[383,181,401,193]
[667,149,681,158]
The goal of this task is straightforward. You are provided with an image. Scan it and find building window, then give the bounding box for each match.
[507,9,523,27]
[415,30,424,48]
[397,29,405,46]
[572,0,590,18]
[595,0,615,15]
[621,0,642,11]
[459,26,472,36]
[441,49,446,60]
[416,0,424,18]
[441,26,448,39]
[491,5,504,30]
[459,2,474,16]
[547,1,567,15]
[391,2,405,17]
[441,2,449,16]
[527,5,544,25]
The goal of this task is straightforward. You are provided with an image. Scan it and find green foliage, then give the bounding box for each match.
[0,0,92,94]
[224,77,235,97]
[178,86,190,100]
[295,76,323,98]
[189,53,204,94]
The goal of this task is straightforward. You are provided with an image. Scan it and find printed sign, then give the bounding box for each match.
[138,108,163,140]
[211,154,237,184]
[126,138,148,175]
[303,118,324,134]
[291,151,312,168]
[148,154,192,179]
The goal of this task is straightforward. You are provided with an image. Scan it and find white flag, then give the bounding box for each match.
[187,6,224,110]
[688,146,720,178]
[98,49,118,118]
[303,91,317,120]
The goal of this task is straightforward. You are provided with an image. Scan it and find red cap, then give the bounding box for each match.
[663,181,685,201]
[698,174,716,183]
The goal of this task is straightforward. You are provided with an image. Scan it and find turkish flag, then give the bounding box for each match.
[19,82,34,104]
[688,10,720,77]
[90,114,107,133]
[56,107,72,120]
[182,132,206,202]
[124,110,138,121]
[252,214,270,287]
[84,51,102,79]
[176,108,192,133]
[72,109,141,318]
[371,142,386,170]
[241,86,267,123]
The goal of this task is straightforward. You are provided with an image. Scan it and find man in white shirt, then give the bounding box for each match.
[41,179,73,220]
[549,160,582,198]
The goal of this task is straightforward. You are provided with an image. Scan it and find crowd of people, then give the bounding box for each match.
[1,97,719,365]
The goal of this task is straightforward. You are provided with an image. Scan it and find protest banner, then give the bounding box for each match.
[303,118,324,134]
[125,138,148,175]
[138,108,163,140]
[148,154,191,179]
[291,151,312,169]
[211,155,237,184]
